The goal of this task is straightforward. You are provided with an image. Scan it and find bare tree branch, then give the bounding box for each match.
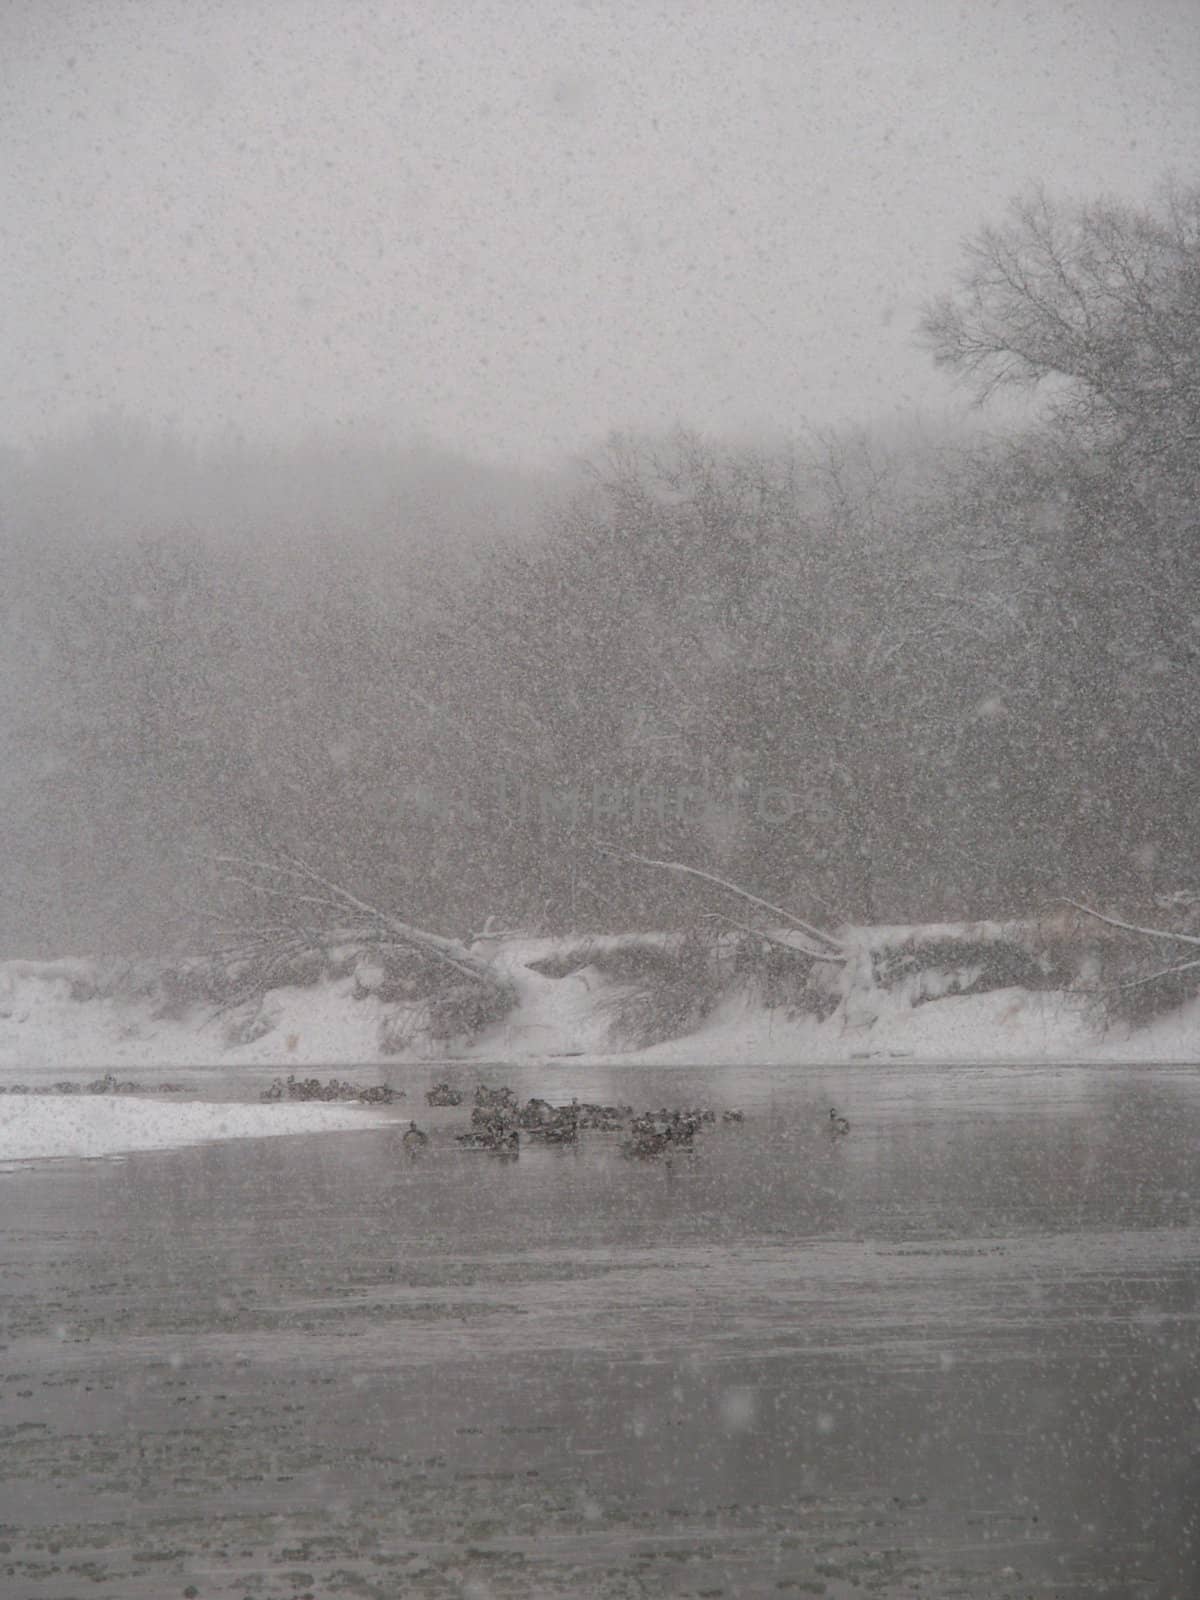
[212,852,509,987]
[699,910,845,964]
[1057,898,1200,949]
[593,838,847,956]
[1117,956,1200,991]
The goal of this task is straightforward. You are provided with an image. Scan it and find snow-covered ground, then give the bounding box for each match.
[0,926,1196,1076]
[0,1093,388,1167]
[625,987,1200,1067]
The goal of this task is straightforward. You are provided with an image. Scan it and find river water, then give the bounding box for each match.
[1,1060,1198,1597]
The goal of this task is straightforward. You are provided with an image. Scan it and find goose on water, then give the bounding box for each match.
[457,1126,520,1154]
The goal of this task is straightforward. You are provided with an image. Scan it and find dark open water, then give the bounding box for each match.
[1,1060,1198,1597]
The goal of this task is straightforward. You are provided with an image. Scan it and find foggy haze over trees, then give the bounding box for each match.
[2,180,1197,959]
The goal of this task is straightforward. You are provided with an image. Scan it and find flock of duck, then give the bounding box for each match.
[262,1074,400,1104]
[1,1073,187,1096]
[401,1083,852,1159]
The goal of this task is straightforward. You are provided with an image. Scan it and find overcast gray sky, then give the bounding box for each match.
[3,0,1198,464]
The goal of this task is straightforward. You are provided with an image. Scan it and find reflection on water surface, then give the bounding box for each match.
[1,1061,1197,1597]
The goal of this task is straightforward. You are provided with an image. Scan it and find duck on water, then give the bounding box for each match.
[457,1125,520,1155]
[407,1085,748,1161]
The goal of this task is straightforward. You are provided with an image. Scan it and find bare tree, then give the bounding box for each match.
[922,183,1200,904]
[921,182,1200,471]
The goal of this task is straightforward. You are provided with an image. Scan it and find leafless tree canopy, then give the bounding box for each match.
[2,180,1198,956]
[921,183,1200,468]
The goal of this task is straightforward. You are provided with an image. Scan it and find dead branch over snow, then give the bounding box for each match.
[1117,956,1200,992]
[699,910,846,965]
[1058,898,1200,950]
[211,853,507,989]
[1058,897,1200,1000]
[593,839,848,960]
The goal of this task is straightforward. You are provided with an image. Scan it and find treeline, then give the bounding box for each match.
[2,181,1197,956]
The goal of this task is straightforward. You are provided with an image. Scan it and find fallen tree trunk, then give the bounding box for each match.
[699,910,846,964]
[212,852,508,990]
[1059,898,1200,950]
[593,838,848,962]
[1058,898,1200,994]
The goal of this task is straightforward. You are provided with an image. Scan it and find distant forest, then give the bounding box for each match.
[3,182,1197,956]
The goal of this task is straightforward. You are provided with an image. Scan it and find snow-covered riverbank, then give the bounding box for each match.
[1,921,1197,1070]
[0,1093,385,1166]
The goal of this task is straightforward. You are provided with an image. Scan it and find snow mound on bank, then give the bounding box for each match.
[621,986,1084,1065]
[0,962,387,1070]
[0,921,1197,1068]
[0,1095,382,1165]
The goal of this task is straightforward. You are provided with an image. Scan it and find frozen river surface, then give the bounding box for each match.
[1,1060,1198,1598]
